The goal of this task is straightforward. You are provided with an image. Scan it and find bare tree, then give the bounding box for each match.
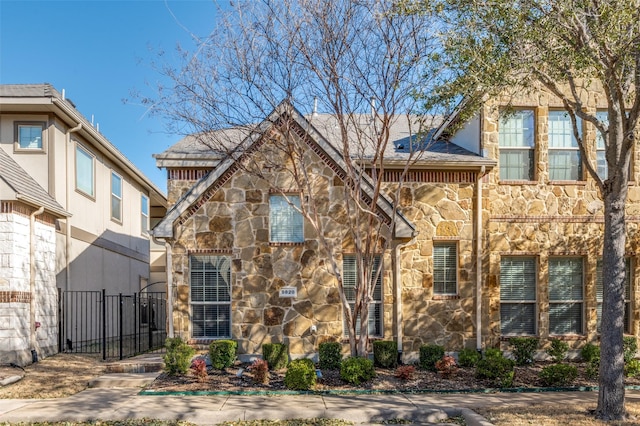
[142,0,442,356]
[416,0,640,419]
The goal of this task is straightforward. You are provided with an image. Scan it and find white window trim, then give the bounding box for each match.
[189,255,232,339]
[548,110,582,181]
[433,241,458,296]
[111,171,123,223]
[498,109,535,181]
[549,257,584,336]
[269,193,304,243]
[343,254,383,338]
[499,256,538,336]
[14,121,47,152]
[75,143,95,199]
[141,194,149,235]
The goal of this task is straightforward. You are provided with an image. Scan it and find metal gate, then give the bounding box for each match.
[59,290,167,360]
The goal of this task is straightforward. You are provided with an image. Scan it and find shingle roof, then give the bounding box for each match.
[0,148,70,217]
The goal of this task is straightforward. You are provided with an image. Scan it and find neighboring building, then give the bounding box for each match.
[153,85,640,362]
[0,84,167,364]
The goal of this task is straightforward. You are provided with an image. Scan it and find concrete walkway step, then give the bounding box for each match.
[105,355,164,374]
[88,372,160,388]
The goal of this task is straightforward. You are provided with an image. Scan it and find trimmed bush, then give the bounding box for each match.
[373,340,398,369]
[626,359,640,378]
[190,357,208,382]
[458,348,481,368]
[476,351,515,387]
[395,365,416,380]
[419,344,445,371]
[284,358,317,390]
[546,338,569,363]
[539,363,578,387]
[581,343,600,363]
[586,360,599,380]
[319,342,342,370]
[483,347,502,359]
[209,340,237,370]
[263,343,289,370]
[163,337,195,376]
[624,336,638,363]
[509,337,538,366]
[340,356,375,385]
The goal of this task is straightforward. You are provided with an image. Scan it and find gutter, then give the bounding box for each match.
[152,235,174,338]
[30,206,45,359]
[476,165,486,351]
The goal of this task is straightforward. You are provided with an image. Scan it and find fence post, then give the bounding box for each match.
[102,289,106,360]
[119,293,123,360]
[148,295,153,351]
[134,293,138,354]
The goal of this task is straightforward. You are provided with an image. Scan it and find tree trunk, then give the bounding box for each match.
[596,187,628,420]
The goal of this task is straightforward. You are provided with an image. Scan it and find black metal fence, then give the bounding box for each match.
[59,290,167,360]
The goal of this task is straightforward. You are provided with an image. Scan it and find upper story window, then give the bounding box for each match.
[75,144,95,198]
[433,242,458,295]
[500,256,537,336]
[548,110,582,181]
[498,110,535,181]
[15,121,45,151]
[269,194,303,243]
[111,172,123,223]
[141,194,149,235]
[343,254,382,337]
[596,110,609,179]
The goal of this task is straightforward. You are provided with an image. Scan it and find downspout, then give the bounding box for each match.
[476,165,486,351]
[30,206,45,360]
[395,232,418,363]
[65,123,82,291]
[153,235,174,338]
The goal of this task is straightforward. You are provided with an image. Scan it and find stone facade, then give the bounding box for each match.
[0,204,58,365]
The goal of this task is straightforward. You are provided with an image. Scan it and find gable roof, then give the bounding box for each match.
[153,100,416,239]
[0,148,70,217]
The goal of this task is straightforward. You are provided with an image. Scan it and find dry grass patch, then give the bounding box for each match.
[476,402,640,425]
[0,353,105,399]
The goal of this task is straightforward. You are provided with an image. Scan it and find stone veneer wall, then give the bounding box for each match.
[481,83,640,350]
[0,206,58,365]
[168,147,396,359]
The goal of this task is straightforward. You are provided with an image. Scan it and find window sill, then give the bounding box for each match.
[432,294,460,300]
[75,188,96,202]
[13,147,46,154]
[270,242,305,247]
[548,334,585,340]
[548,180,587,186]
[499,180,538,185]
[500,335,537,341]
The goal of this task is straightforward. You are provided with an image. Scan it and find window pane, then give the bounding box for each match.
[434,242,457,294]
[141,195,149,233]
[499,110,534,148]
[595,110,608,150]
[500,257,536,301]
[549,258,583,335]
[499,149,534,180]
[343,254,382,336]
[190,255,232,339]
[76,146,94,196]
[270,195,304,243]
[500,304,535,335]
[111,173,122,221]
[549,111,581,148]
[596,258,631,333]
[18,125,43,149]
[549,303,582,334]
[549,150,582,180]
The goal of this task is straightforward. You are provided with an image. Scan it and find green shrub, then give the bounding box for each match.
[263,343,289,370]
[586,360,599,380]
[539,363,578,387]
[340,356,375,385]
[284,358,316,390]
[373,340,398,369]
[624,336,638,363]
[163,337,195,376]
[249,358,270,384]
[626,359,640,378]
[546,338,569,363]
[419,344,445,371]
[509,337,538,366]
[484,347,503,359]
[319,342,342,370]
[476,351,515,387]
[458,348,481,368]
[581,343,600,363]
[208,340,237,370]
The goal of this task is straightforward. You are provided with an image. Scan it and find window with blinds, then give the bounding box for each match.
[269,195,304,243]
[343,255,382,337]
[500,257,537,335]
[596,258,631,334]
[549,257,584,335]
[433,242,457,295]
[190,255,232,338]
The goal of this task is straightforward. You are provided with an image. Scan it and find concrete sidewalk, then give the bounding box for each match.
[2,374,640,425]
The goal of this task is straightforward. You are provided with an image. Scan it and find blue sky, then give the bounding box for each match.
[0,0,223,193]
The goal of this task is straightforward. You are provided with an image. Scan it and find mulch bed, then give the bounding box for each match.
[145,361,640,393]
